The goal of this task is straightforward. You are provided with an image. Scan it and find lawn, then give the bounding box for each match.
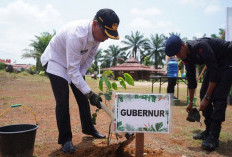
[0,71,231,157]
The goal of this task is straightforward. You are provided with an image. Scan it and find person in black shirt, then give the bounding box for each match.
[165,35,232,151]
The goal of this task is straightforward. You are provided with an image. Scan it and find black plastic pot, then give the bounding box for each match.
[0,124,39,157]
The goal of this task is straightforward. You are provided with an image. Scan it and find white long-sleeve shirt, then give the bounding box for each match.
[41,21,100,94]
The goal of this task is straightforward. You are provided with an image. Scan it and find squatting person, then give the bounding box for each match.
[41,8,120,154]
[164,35,232,151]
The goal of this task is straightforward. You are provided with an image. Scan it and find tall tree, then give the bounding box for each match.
[101,45,126,68]
[22,31,55,71]
[121,31,148,60]
[146,33,166,69]
[211,28,225,40]
[91,48,103,72]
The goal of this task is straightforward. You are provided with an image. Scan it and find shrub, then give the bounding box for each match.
[39,71,45,76]
[0,63,5,70]
[5,65,13,73]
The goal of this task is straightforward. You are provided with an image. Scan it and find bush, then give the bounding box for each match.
[39,71,45,76]
[0,63,5,70]
[5,65,13,73]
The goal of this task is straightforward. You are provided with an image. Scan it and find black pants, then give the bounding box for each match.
[167,77,177,93]
[47,73,95,144]
[200,68,232,123]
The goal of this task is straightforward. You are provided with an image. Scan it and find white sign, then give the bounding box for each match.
[114,93,170,133]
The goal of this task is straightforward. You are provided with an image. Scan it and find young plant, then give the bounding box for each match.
[91,70,134,130]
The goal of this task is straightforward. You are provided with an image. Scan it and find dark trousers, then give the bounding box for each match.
[167,77,177,93]
[200,67,232,138]
[47,73,95,144]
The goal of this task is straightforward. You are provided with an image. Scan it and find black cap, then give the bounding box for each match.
[95,9,120,40]
[165,35,182,57]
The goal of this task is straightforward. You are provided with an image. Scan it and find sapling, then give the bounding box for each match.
[91,70,134,144]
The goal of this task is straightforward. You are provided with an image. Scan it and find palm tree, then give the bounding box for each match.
[145,33,166,69]
[192,34,206,40]
[21,31,55,71]
[91,48,103,72]
[211,28,225,39]
[121,31,148,60]
[101,45,126,68]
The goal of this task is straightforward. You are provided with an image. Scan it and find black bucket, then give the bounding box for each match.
[0,124,39,157]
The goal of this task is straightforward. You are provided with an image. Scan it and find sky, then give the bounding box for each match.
[0,0,231,65]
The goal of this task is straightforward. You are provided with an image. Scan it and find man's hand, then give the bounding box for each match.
[86,92,102,109]
[199,98,209,111]
[186,103,193,112]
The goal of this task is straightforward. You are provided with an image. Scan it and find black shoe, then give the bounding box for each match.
[62,141,75,154]
[82,130,106,139]
[193,130,208,140]
[125,132,134,140]
[201,136,219,151]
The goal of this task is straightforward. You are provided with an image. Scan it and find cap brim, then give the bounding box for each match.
[104,29,119,40]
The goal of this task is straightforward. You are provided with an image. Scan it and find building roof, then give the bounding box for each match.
[102,57,164,73]
[13,64,32,70]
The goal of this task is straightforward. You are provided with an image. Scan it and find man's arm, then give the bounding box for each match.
[186,88,195,112]
[66,35,91,94]
[183,60,197,112]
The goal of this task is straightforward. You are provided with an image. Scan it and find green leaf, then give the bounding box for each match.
[143,127,148,131]
[117,77,126,89]
[150,124,156,131]
[98,92,104,96]
[159,128,167,132]
[117,121,122,127]
[102,76,111,90]
[99,78,103,91]
[120,80,126,89]
[117,77,124,81]
[112,82,118,90]
[118,77,126,89]
[151,95,157,102]
[155,122,163,132]
[91,113,97,125]
[102,70,115,78]
[123,73,134,86]
[104,93,111,101]
[118,126,125,131]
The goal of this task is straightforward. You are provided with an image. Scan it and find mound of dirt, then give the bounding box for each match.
[49,140,170,157]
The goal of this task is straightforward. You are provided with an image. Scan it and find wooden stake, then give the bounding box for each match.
[135,133,144,157]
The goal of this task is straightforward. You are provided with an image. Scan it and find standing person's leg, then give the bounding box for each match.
[167,77,177,93]
[202,68,232,151]
[47,73,74,153]
[70,82,106,139]
[167,77,177,100]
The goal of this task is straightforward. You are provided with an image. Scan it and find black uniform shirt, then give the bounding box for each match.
[182,38,232,89]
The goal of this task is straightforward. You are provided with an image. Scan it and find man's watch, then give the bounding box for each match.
[204,94,211,101]
[85,91,93,99]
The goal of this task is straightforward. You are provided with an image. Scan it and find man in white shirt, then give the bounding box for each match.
[41,8,120,154]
